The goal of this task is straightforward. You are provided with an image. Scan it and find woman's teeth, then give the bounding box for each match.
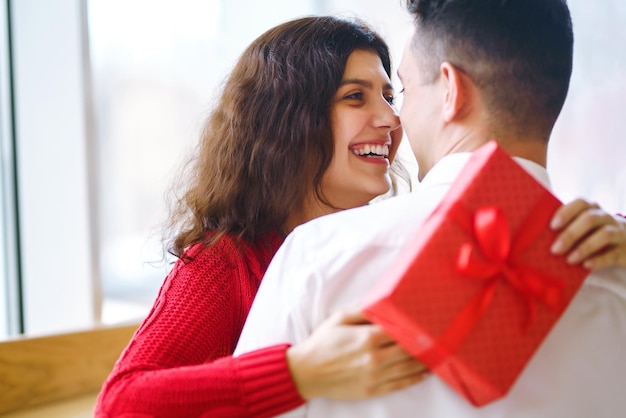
[352,144,389,157]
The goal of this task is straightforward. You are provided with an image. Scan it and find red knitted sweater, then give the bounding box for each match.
[94,231,305,417]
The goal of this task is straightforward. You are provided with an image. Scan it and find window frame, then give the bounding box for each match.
[8,0,100,336]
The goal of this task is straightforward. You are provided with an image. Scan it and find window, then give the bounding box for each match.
[5,0,97,337]
[1,0,625,339]
[547,2,626,212]
[0,0,17,339]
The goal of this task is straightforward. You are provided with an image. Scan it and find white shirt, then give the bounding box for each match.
[235,153,626,418]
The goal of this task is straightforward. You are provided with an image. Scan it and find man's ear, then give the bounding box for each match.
[440,62,468,123]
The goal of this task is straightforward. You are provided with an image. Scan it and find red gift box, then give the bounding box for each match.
[363,141,590,407]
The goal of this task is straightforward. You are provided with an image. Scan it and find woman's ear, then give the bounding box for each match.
[439,62,469,123]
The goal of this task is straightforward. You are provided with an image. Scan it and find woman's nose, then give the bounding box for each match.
[374,98,401,131]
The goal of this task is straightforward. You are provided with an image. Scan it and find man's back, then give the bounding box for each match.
[303,267,626,417]
[235,153,626,417]
[238,0,626,414]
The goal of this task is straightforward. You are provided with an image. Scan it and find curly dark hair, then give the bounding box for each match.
[166,16,404,257]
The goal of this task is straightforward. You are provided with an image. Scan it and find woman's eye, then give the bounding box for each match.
[385,94,395,105]
[344,92,364,101]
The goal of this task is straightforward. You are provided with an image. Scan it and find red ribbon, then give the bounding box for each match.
[424,204,567,366]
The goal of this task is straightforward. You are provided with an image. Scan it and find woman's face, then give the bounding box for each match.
[322,49,402,209]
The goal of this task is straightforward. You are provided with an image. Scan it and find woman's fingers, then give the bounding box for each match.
[582,244,626,269]
[331,310,371,326]
[331,310,397,347]
[550,198,599,231]
[376,343,429,378]
[366,365,430,397]
[286,311,428,401]
[551,199,604,255]
[349,341,429,398]
[361,342,429,397]
[551,199,626,268]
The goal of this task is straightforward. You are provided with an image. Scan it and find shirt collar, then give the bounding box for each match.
[417,152,552,191]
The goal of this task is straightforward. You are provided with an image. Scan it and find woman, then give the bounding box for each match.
[95,15,626,418]
[95,16,423,418]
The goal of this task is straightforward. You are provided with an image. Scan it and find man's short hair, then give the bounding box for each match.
[406,0,573,141]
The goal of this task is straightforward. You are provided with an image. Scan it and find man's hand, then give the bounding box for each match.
[550,198,626,269]
[286,311,428,401]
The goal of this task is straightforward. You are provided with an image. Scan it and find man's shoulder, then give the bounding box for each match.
[298,192,423,233]
[584,266,626,301]
[272,184,452,276]
[288,192,425,249]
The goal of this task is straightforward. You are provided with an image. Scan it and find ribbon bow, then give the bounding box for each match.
[435,205,566,357]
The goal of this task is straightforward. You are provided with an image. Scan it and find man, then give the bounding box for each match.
[235,0,626,416]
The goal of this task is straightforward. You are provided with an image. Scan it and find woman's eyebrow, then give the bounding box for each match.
[339,78,394,91]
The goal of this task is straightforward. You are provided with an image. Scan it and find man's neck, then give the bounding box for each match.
[497,139,548,167]
[437,125,549,168]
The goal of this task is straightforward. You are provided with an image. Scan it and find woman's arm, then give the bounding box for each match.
[95,239,426,418]
[94,244,304,418]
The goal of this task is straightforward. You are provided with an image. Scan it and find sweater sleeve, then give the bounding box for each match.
[94,242,304,417]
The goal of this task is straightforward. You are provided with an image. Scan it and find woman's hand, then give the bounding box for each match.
[550,198,626,269]
[286,311,428,401]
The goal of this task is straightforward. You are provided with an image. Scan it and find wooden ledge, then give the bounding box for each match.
[1,393,98,418]
[0,323,138,415]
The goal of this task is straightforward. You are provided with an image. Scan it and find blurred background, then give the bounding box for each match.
[0,0,624,340]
